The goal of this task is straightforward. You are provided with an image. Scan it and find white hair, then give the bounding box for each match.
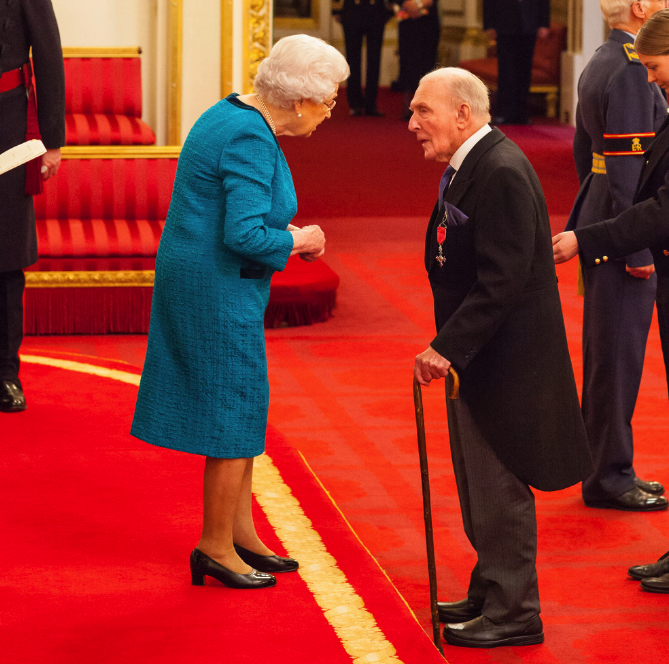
[421,67,491,122]
[254,35,350,108]
[600,0,633,27]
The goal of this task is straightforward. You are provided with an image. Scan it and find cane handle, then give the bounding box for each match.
[448,367,460,400]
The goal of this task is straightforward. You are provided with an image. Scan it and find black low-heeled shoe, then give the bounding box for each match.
[234,543,299,573]
[190,548,277,589]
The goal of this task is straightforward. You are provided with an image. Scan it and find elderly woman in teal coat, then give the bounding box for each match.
[132,35,349,590]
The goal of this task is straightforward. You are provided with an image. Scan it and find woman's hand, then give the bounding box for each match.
[300,248,325,262]
[290,224,325,257]
[552,231,579,263]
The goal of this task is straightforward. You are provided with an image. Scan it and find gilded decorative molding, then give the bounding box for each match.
[248,0,272,92]
[62,47,141,58]
[168,0,183,145]
[62,146,181,160]
[221,0,234,97]
[25,271,155,289]
[252,453,405,664]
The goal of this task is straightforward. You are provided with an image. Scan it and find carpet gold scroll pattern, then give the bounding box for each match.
[19,354,405,664]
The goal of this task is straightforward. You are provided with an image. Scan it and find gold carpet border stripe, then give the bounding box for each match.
[297,451,429,634]
[25,271,155,288]
[17,354,407,664]
[253,453,405,664]
[20,355,141,386]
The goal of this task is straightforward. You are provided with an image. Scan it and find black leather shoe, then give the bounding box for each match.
[634,477,665,495]
[234,544,299,573]
[584,487,668,512]
[349,107,364,117]
[443,615,544,648]
[437,597,483,622]
[365,108,385,117]
[190,548,277,589]
[628,551,669,580]
[0,381,26,412]
[640,573,669,593]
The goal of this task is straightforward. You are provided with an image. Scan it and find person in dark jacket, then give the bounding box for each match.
[563,0,668,512]
[333,0,391,116]
[397,0,440,120]
[0,0,65,412]
[483,0,550,124]
[410,67,591,648]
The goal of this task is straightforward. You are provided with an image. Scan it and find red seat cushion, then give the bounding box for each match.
[35,218,164,257]
[460,22,567,86]
[65,113,156,146]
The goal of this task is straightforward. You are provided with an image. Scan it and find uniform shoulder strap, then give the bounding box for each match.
[623,42,641,63]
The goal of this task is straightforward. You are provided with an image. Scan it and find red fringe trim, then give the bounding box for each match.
[24,288,337,335]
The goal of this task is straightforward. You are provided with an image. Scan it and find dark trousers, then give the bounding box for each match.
[581,262,656,501]
[0,269,24,387]
[655,275,669,398]
[447,394,540,623]
[342,20,385,112]
[495,34,537,123]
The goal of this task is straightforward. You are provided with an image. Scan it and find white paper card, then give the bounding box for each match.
[0,139,47,176]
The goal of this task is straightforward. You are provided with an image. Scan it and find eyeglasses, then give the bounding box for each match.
[323,99,337,111]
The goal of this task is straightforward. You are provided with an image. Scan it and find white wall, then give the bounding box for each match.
[182,0,222,140]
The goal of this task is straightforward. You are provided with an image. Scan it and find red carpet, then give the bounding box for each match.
[1,356,443,663]
[18,101,669,662]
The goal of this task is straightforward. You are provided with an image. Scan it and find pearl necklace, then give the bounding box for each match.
[256,95,276,135]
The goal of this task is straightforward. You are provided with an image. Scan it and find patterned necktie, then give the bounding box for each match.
[438,165,457,204]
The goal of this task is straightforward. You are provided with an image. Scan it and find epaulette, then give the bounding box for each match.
[624,42,641,63]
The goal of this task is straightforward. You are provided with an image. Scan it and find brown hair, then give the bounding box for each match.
[635,9,669,56]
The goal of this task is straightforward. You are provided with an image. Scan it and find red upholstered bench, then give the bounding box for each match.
[63,48,156,146]
[25,147,339,334]
[459,22,567,118]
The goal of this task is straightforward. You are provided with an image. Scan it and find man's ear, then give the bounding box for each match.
[631,0,645,19]
[456,103,471,127]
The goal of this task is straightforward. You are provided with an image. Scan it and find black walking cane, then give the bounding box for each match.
[413,368,460,657]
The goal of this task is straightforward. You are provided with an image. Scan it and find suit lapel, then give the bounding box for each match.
[445,127,506,207]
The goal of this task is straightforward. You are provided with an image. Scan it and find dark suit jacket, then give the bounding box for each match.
[483,0,550,35]
[577,115,669,275]
[426,128,591,491]
[0,0,65,272]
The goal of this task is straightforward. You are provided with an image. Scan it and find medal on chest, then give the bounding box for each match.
[436,209,448,266]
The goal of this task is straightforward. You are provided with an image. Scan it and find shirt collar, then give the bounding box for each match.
[448,123,492,174]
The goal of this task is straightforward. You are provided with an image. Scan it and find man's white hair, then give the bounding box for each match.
[421,67,491,122]
[254,34,349,108]
[601,0,635,27]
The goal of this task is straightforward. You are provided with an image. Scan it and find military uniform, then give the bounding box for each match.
[333,0,391,114]
[0,0,65,390]
[565,30,668,503]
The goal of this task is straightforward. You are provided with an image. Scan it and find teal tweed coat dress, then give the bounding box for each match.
[131,94,296,458]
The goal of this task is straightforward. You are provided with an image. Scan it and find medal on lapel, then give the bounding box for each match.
[436,209,448,266]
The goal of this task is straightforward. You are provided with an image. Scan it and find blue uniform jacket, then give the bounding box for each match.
[565,29,668,268]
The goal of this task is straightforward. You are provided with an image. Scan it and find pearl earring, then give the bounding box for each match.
[298,113,302,117]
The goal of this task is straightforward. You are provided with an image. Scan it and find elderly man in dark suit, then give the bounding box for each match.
[410,67,591,648]
[483,0,550,125]
[563,0,668,512]
[0,0,65,412]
